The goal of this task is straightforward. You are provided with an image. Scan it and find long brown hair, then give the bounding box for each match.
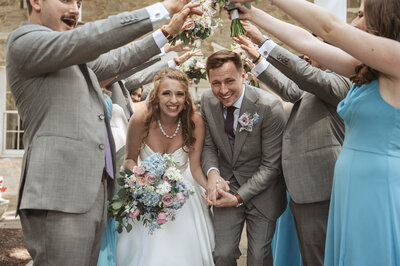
[141,67,196,151]
[350,0,400,85]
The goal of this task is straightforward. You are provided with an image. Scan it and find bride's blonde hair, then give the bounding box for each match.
[141,68,196,151]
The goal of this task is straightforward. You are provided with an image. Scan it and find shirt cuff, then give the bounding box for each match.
[152,29,168,50]
[251,57,270,77]
[167,59,177,68]
[145,2,170,28]
[207,167,220,178]
[258,39,277,59]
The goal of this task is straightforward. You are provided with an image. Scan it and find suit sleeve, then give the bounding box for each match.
[200,93,220,176]
[87,34,161,82]
[7,8,153,77]
[257,62,304,103]
[123,61,168,91]
[237,98,285,202]
[267,45,351,106]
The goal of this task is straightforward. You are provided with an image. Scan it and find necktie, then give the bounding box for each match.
[224,106,236,151]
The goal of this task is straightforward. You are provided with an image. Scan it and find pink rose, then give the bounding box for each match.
[162,193,174,207]
[183,18,195,30]
[239,114,250,127]
[145,173,156,185]
[129,209,140,220]
[156,213,168,225]
[176,192,185,204]
[133,166,146,176]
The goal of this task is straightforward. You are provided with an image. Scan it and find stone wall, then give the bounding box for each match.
[0,0,360,65]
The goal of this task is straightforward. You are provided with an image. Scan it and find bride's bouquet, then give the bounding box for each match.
[180,56,207,84]
[108,153,194,234]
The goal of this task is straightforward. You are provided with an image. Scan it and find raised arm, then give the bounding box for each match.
[235,5,359,77]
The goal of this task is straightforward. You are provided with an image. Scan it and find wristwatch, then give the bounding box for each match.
[259,35,270,46]
[234,193,243,207]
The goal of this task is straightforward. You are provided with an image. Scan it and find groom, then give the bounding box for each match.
[201,50,287,265]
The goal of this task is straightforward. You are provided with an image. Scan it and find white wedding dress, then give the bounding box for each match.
[116,144,215,266]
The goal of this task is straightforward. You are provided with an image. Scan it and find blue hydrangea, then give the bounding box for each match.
[141,153,166,176]
[252,113,259,125]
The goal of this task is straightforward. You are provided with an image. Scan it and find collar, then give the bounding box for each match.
[224,85,246,110]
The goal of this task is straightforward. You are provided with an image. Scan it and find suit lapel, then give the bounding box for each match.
[210,97,234,161]
[232,86,259,164]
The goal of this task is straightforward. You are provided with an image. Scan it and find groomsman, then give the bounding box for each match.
[201,50,287,266]
[6,0,200,264]
[237,22,351,266]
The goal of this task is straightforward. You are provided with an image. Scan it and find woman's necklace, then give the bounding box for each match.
[157,118,181,139]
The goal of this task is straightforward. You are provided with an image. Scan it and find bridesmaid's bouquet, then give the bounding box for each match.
[170,0,222,45]
[213,0,255,37]
[180,56,207,84]
[108,153,194,234]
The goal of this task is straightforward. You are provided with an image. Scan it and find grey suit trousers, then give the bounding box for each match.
[290,199,330,266]
[20,180,107,266]
[213,183,276,266]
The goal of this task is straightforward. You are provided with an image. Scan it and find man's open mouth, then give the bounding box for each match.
[61,16,77,28]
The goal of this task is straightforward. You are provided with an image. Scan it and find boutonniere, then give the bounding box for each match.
[238,112,259,132]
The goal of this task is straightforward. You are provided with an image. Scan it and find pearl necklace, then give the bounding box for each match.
[157,118,181,139]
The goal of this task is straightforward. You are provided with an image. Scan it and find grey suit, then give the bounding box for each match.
[201,85,287,266]
[6,8,161,265]
[256,45,351,266]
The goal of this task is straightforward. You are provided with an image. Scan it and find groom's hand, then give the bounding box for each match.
[204,170,229,205]
[214,188,240,207]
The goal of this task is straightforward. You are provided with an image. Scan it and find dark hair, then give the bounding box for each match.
[141,68,196,151]
[206,50,243,76]
[26,0,32,14]
[350,0,400,85]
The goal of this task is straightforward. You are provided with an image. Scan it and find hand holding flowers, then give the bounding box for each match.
[108,153,194,234]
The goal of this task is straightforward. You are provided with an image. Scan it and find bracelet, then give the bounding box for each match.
[161,26,173,41]
[252,54,262,64]
[234,193,243,207]
[173,57,180,66]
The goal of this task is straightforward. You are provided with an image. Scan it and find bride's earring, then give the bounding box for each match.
[183,104,186,110]
[156,104,159,110]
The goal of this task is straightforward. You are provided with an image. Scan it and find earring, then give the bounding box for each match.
[183,104,186,110]
[155,104,159,110]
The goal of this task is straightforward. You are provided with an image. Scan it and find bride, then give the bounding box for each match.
[117,67,215,266]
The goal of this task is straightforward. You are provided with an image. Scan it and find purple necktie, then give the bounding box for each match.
[104,127,114,179]
[224,106,236,151]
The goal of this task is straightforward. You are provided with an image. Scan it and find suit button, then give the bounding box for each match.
[99,144,105,150]
[99,114,105,120]
[233,167,237,171]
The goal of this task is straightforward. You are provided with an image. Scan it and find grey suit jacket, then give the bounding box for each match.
[257,45,352,204]
[124,60,169,91]
[201,85,287,220]
[6,8,161,214]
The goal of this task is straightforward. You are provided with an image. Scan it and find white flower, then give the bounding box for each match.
[156,181,172,195]
[164,167,184,182]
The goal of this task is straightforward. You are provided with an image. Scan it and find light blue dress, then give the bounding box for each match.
[324,80,400,265]
[272,192,303,266]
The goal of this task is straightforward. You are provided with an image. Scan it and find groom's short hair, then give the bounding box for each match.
[206,50,243,76]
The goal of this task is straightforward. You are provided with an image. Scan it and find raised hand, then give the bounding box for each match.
[164,40,194,53]
[242,21,262,45]
[233,35,259,61]
[175,49,203,65]
[164,3,203,37]
[162,0,191,15]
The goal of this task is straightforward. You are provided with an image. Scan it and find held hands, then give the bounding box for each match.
[164,3,203,37]
[202,170,230,205]
[203,187,240,207]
